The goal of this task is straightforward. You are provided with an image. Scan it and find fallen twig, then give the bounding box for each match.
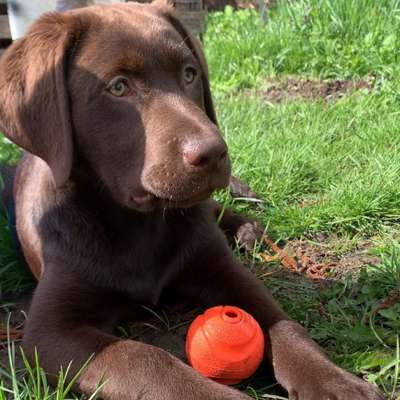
[372,289,400,314]
[260,235,334,279]
[261,235,300,272]
[0,325,22,341]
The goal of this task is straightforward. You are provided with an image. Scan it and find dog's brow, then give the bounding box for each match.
[161,37,193,63]
[109,55,146,75]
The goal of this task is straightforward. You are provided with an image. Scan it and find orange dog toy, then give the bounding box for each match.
[186,306,265,385]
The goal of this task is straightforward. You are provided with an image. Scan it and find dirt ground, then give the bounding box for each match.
[259,77,373,103]
[283,235,379,278]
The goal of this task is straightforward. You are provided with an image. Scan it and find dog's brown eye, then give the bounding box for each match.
[183,67,197,84]
[108,76,130,97]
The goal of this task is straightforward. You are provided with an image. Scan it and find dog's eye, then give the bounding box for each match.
[183,67,197,84]
[107,76,131,97]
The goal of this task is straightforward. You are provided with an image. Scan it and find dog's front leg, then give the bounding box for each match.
[179,248,385,400]
[23,269,251,400]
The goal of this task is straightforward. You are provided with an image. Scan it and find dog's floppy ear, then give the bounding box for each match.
[153,3,218,125]
[0,12,79,188]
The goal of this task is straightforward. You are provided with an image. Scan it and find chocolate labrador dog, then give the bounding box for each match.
[0,2,385,399]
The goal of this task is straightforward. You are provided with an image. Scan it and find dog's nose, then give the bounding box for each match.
[183,137,228,169]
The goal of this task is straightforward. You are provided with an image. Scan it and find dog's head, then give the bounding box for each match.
[0,2,231,211]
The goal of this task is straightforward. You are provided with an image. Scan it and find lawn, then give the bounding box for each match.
[1,0,400,398]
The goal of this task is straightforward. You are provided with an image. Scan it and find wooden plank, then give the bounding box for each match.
[0,14,10,39]
[0,2,7,16]
[176,10,205,34]
[0,0,6,13]
[0,38,11,49]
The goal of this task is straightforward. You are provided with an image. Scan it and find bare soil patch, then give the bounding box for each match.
[282,234,380,279]
[256,233,379,281]
[260,77,373,103]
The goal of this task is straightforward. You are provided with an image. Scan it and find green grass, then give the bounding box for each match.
[0,340,101,400]
[205,0,400,91]
[1,0,400,398]
[0,178,32,296]
[216,89,400,239]
[266,250,400,396]
[0,137,20,165]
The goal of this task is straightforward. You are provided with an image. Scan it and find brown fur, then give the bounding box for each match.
[0,3,385,399]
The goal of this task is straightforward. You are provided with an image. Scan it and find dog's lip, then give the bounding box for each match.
[155,190,213,206]
[130,190,156,206]
[130,186,213,208]
[159,190,214,207]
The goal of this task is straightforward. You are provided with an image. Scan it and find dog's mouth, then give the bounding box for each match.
[128,164,231,211]
[130,188,214,211]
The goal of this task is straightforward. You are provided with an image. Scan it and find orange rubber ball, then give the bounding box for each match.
[186,306,265,385]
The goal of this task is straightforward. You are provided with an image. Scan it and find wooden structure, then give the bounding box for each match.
[128,0,206,35]
[0,0,11,58]
[0,0,205,60]
[172,0,205,35]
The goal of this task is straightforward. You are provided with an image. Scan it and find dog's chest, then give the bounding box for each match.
[101,212,201,305]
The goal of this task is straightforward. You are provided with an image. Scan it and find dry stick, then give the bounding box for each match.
[0,326,22,341]
[261,235,332,279]
[261,235,300,272]
[372,289,400,313]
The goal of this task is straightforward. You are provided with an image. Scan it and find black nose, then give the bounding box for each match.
[183,137,228,169]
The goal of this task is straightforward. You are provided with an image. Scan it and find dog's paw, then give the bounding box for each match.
[288,370,385,400]
[236,221,264,251]
[229,176,259,200]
